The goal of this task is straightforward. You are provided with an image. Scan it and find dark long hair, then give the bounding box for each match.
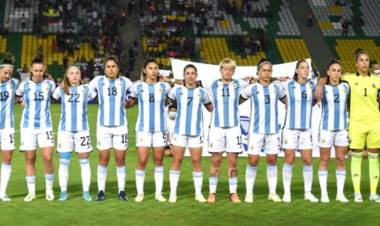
[293,59,308,81]
[140,59,159,82]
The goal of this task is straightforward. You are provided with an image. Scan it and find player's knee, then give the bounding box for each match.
[302,158,312,166]
[191,158,201,168]
[267,157,277,165]
[248,156,259,166]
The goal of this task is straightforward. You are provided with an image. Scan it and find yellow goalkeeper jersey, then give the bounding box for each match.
[342,73,380,123]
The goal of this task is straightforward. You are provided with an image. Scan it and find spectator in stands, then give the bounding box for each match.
[342,20,349,37]
[20,13,27,30]
[307,10,313,27]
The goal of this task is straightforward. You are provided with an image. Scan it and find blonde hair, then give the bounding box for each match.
[219,58,236,69]
[63,65,82,95]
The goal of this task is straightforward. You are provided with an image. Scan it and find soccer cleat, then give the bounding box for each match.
[304,192,319,203]
[369,193,380,203]
[82,192,92,202]
[282,192,291,203]
[195,194,207,203]
[229,193,241,203]
[134,193,144,202]
[96,190,105,201]
[0,194,11,202]
[320,193,330,203]
[59,191,68,201]
[24,193,36,202]
[207,193,216,203]
[168,194,177,203]
[336,194,349,203]
[354,192,363,203]
[155,193,167,202]
[245,193,254,203]
[46,190,55,201]
[118,191,128,201]
[268,193,282,202]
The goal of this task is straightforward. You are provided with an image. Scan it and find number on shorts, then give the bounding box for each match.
[0,91,9,101]
[9,134,14,143]
[46,131,53,140]
[200,136,203,144]
[162,132,167,140]
[237,136,242,145]
[121,134,128,144]
[80,136,91,146]
[364,88,367,97]
[68,93,80,102]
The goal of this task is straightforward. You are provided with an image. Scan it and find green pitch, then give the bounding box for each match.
[0,104,379,226]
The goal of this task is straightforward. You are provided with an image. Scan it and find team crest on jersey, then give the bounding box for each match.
[284,139,288,144]
[372,83,376,88]
[355,82,358,86]
[309,84,313,89]
[232,82,237,89]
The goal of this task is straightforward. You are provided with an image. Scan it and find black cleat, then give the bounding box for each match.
[96,190,105,201]
[118,191,128,201]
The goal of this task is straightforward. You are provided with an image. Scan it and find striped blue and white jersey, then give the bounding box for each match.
[89,75,133,127]
[0,79,18,129]
[207,79,247,128]
[52,85,97,132]
[241,83,285,134]
[16,79,55,129]
[283,79,316,129]
[168,86,211,136]
[320,83,349,131]
[130,81,170,132]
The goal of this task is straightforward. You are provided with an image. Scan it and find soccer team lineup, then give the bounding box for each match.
[1,49,380,205]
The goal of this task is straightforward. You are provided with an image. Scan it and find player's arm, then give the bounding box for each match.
[239,84,252,104]
[202,90,213,112]
[314,76,327,101]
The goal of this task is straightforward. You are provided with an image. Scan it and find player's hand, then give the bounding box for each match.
[314,77,327,100]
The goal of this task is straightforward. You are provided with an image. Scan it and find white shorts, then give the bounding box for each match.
[171,133,203,148]
[96,126,128,151]
[282,128,312,150]
[0,128,15,150]
[319,130,348,148]
[208,126,242,153]
[20,128,54,151]
[136,131,168,147]
[247,133,280,155]
[57,130,92,153]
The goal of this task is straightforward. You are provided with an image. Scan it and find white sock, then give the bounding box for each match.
[116,166,126,192]
[169,170,180,196]
[79,159,91,192]
[318,170,328,196]
[228,177,238,194]
[303,164,313,193]
[154,166,164,195]
[245,165,257,195]
[267,164,277,194]
[209,176,218,194]
[45,174,54,191]
[58,158,70,192]
[135,169,145,195]
[282,163,293,195]
[26,176,35,194]
[192,171,203,195]
[336,170,346,195]
[0,163,12,196]
[97,165,107,192]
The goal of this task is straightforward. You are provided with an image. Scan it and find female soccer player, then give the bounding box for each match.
[53,65,97,201]
[89,56,133,201]
[167,64,213,203]
[240,59,286,203]
[316,49,380,202]
[281,60,319,203]
[0,55,18,201]
[317,59,349,203]
[205,58,250,203]
[129,59,171,202]
[16,57,55,202]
